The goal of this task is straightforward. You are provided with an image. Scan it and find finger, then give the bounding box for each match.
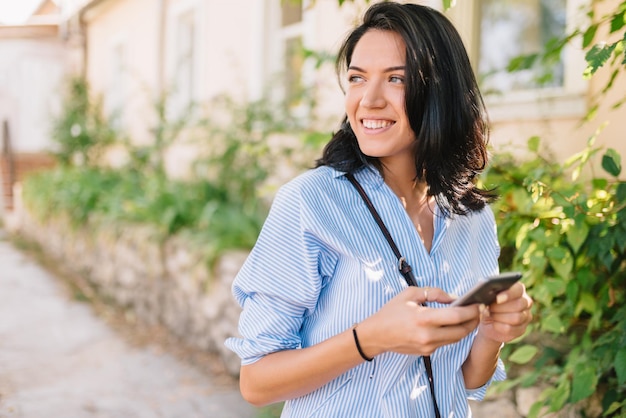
[411,318,480,353]
[421,287,456,304]
[490,292,533,314]
[402,287,455,305]
[487,320,529,342]
[494,282,526,304]
[489,308,533,327]
[420,304,480,327]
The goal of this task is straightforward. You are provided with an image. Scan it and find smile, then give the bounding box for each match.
[362,119,394,129]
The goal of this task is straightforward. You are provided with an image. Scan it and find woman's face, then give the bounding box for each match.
[345,29,416,170]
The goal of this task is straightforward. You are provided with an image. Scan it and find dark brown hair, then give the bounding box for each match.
[316,2,496,216]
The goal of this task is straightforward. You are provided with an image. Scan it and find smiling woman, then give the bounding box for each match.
[225,2,534,418]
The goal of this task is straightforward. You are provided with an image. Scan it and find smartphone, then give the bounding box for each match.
[450,272,522,307]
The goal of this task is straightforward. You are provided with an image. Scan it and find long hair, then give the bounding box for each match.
[316,2,497,216]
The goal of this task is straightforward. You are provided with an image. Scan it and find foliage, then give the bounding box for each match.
[197,96,289,206]
[481,1,626,415]
[22,78,319,263]
[50,76,116,166]
[481,138,626,416]
[123,91,193,179]
[21,164,266,260]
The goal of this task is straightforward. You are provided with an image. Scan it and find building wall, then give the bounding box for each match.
[0,24,65,215]
[76,0,624,176]
[0,33,65,153]
[83,0,160,145]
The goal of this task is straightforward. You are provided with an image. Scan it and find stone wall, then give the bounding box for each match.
[14,207,245,376]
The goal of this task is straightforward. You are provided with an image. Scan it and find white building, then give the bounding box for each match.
[0,0,64,214]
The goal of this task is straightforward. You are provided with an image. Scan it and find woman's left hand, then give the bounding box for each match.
[477,282,534,343]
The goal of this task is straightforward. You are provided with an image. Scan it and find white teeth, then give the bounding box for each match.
[362,119,393,129]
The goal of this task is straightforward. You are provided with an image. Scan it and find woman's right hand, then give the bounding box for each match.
[355,287,481,358]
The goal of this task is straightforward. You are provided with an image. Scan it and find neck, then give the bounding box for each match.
[382,167,429,208]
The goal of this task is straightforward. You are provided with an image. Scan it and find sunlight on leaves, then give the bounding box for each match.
[508,345,539,364]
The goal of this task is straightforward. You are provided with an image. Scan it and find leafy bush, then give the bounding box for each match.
[482,137,625,416]
[51,76,116,166]
[22,80,317,263]
[22,164,267,261]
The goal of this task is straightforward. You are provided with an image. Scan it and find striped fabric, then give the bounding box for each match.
[225,165,506,417]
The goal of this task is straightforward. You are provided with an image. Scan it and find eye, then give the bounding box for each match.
[348,74,364,83]
[389,75,405,84]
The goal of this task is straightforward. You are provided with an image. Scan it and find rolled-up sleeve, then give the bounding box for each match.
[465,357,506,401]
[224,182,336,365]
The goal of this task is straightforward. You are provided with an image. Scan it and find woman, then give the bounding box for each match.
[225,2,533,417]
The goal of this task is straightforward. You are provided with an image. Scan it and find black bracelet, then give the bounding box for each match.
[352,327,373,362]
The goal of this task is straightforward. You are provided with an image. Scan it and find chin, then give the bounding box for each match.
[356,142,387,158]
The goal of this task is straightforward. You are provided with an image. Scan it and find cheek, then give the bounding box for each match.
[345,89,358,109]
[344,92,359,123]
[390,90,406,111]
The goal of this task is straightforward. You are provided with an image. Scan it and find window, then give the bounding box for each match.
[447,0,588,120]
[478,0,567,93]
[279,0,305,108]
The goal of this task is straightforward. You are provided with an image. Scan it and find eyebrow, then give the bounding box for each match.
[348,65,406,72]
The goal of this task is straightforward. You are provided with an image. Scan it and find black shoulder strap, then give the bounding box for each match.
[345,173,417,286]
[345,172,441,418]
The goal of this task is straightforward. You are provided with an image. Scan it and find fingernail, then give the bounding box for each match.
[479,304,486,313]
[496,293,508,304]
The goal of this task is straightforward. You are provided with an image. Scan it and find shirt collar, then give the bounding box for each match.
[333,165,385,190]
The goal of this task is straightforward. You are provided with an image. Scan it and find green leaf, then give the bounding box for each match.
[528,253,548,271]
[542,313,566,334]
[547,246,573,278]
[527,401,544,418]
[528,136,540,152]
[584,103,599,121]
[571,365,598,403]
[615,348,626,385]
[617,182,626,203]
[584,42,618,78]
[507,53,539,72]
[552,192,571,208]
[544,277,566,297]
[550,379,570,412]
[604,402,624,416]
[610,11,625,33]
[591,178,608,189]
[566,219,589,253]
[575,292,597,316]
[508,344,539,364]
[583,23,598,48]
[602,148,622,176]
[566,280,579,302]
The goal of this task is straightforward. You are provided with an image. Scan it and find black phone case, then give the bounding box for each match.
[451,272,522,306]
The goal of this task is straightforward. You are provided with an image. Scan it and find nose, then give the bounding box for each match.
[360,80,386,109]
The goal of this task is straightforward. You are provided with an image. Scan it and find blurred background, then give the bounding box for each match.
[1,0,624,194]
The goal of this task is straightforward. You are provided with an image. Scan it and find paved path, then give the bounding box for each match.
[0,231,259,418]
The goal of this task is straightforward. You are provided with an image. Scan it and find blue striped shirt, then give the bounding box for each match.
[225,165,506,417]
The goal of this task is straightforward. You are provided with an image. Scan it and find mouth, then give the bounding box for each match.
[361,118,395,130]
